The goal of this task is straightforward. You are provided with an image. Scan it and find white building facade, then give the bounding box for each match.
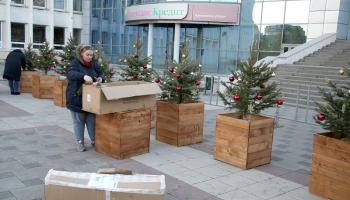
[0,0,91,59]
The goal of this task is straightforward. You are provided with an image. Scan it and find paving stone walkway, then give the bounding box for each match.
[0,80,323,200]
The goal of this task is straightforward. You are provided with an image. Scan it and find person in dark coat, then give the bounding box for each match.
[2,49,26,95]
[66,44,103,152]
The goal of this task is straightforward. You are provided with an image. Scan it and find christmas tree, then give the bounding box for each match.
[119,40,157,82]
[217,50,281,120]
[94,42,114,83]
[32,41,57,75]
[315,67,350,140]
[55,36,77,76]
[24,43,35,71]
[159,46,203,104]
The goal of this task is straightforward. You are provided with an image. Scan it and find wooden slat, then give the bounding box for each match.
[156,101,204,146]
[20,71,38,93]
[214,112,274,169]
[95,109,150,159]
[32,74,57,99]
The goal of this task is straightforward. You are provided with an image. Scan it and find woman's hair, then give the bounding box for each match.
[76,44,93,63]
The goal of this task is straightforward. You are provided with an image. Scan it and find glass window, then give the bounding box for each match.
[11,0,24,4]
[54,27,64,49]
[33,25,46,44]
[73,0,82,12]
[11,23,25,48]
[73,28,81,44]
[239,25,260,52]
[285,1,310,24]
[33,0,46,7]
[282,24,307,44]
[261,1,285,24]
[252,2,262,24]
[91,30,100,44]
[0,22,2,48]
[54,0,64,10]
[259,24,282,51]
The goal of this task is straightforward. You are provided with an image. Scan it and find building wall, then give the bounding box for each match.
[0,0,87,59]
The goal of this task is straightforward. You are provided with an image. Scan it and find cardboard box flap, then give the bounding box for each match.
[45,169,166,195]
[101,83,161,100]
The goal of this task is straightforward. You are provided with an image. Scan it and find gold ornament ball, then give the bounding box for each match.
[339,68,345,75]
[182,54,186,58]
[348,90,350,94]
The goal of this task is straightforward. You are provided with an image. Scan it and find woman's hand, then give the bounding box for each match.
[84,75,93,84]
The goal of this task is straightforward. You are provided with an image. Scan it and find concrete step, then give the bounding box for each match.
[277,75,348,85]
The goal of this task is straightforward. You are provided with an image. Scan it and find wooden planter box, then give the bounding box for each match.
[151,106,156,128]
[214,113,275,169]
[32,74,58,99]
[53,79,67,107]
[95,109,151,159]
[20,71,38,93]
[309,132,350,200]
[156,101,204,146]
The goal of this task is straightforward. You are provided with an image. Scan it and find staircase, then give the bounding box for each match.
[273,40,350,109]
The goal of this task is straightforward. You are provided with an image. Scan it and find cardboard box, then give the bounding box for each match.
[44,169,165,200]
[83,81,161,115]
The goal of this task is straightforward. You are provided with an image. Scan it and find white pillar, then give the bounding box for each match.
[147,23,153,68]
[4,0,11,50]
[25,0,33,45]
[173,23,180,62]
[65,0,74,44]
[46,0,54,48]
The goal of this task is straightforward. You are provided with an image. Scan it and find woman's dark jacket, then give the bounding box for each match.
[66,58,103,113]
[3,49,26,81]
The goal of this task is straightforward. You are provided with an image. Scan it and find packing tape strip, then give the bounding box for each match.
[105,191,111,200]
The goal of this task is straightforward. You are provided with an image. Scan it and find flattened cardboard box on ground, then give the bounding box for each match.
[83,81,161,115]
[44,169,165,200]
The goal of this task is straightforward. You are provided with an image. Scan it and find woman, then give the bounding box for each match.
[2,49,26,95]
[66,45,103,152]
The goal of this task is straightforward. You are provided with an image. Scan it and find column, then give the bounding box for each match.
[65,0,74,44]
[147,23,153,68]
[4,0,11,49]
[46,0,54,47]
[173,23,180,62]
[25,0,33,45]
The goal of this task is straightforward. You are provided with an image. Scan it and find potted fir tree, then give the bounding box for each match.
[94,41,115,83]
[156,47,204,146]
[119,40,158,128]
[20,43,38,93]
[53,36,77,107]
[31,41,58,99]
[309,68,350,200]
[215,50,281,169]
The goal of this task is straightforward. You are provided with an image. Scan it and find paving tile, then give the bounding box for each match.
[11,185,43,200]
[177,157,220,170]
[21,178,43,187]
[0,172,15,179]
[0,191,14,200]
[297,161,311,168]
[216,173,256,189]
[240,177,302,199]
[46,154,63,160]
[255,165,292,176]
[196,164,233,178]
[281,187,322,200]
[71,159,89,165]
[171,169,212,185]
[195,178,237,196]
[235,169,275,182]
[1,146,17,151]
[0,177,25,192]
[218,189,261,200]
[22,162,41,169]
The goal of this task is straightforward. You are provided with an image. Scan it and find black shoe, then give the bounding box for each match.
[10,92,15,95]
[13,92,20,95]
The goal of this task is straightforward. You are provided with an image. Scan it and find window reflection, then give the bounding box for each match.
[261,1,285,24]
[285,1,310,24]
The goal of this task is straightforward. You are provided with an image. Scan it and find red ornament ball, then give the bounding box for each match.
[195,80,201,86]
[176,73,181,79]
[255,94,263,100]
[176,86,182,92]
[154,77,161,83]
[143,64,147,69]
[317,113,325,121]
[233,95,240,102]
[277,99,283,106]
[229,74,235,82]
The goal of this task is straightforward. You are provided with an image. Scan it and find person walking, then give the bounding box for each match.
[66,45,103,152]
[2,49,26,95]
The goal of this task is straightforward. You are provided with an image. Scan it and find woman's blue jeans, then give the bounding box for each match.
[70,111,95,143]
[8,80,20,93]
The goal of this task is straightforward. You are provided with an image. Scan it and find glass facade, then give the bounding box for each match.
[91,0,311,74]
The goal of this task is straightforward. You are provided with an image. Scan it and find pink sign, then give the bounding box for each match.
[125,3,240,25]
[185,3,240,24]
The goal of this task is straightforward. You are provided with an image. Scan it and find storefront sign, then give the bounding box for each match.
[126,3,188,21]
